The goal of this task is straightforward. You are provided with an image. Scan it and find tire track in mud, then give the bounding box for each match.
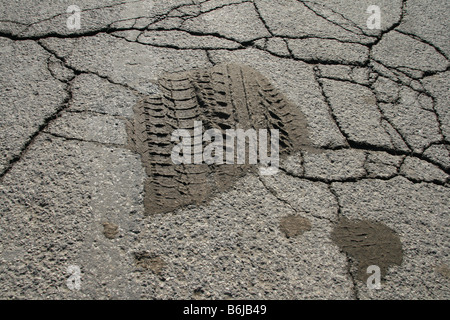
[127,63,310,214]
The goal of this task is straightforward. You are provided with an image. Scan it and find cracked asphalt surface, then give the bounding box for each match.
[0,0,449,299]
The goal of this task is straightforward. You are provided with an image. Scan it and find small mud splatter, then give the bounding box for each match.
[331,218,403,282]
[435,263,450,279]
[279,215,312,238]
[192,287,206,300]
[133,251,166,274]
[363,95,377,105]
[102,222,119,239]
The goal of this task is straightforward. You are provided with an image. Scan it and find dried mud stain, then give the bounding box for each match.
[280,215,312,238]
[102,222,119,239]
[435,263,450,279]
[331,218,403,282]
[133,251,166,274]
[128,63,310,214]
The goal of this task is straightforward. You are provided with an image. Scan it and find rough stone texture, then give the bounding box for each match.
[423,145,450,171]
[288,38,369,65]
[47,56,75,83]
[182,2,270,42]
[0,0,191,37]
[321,79,393,148]
[70,73,138,117]
[261,173,338,222]
[0,38,68,176]
[0,0,449,300]
[0,134,145,299]
[279,152,304,177]
[422,72,450,143]
[318,65,353,81]
[365,152,404,179]
[397,0,450,57]
[40,34,211,94]
[200,0,248,13]
[380,119,411,152]
[302,149,367,181]
[254,0,374,43]
[372,31,448,73]
[379,98,442,154]
[46,113,128,145]
[265,37,290,57]
[304,0,404,35]
[400,157,448,184]
[373,77,400,103]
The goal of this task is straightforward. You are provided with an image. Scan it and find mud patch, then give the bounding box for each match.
[133,251,166,274]
[192,287,206,300]
[435,263,450,279]
[331,218,403,282]
[279,215,312,238]
[363,95,377,105]
[102,222,119,239]
[128,63,310,214]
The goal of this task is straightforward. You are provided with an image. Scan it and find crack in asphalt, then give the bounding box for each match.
[1,0,447,65]
[252,1,274,37]
[313,68,351,146]
[367,0,408,49]
[299,0,367,37]
[2,17,448,183]
[280,157,447,186]
[43,131,127,149]
[38,39,141,93]
[258,172,335,224]
[395,29,449,62]
[326,183,360,300]
[0,74,76,181]
[5,0,144,36]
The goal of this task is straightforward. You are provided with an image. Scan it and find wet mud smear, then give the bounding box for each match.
[279,215,312,238]
[128,63,309,214]
[331,218,403,282]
